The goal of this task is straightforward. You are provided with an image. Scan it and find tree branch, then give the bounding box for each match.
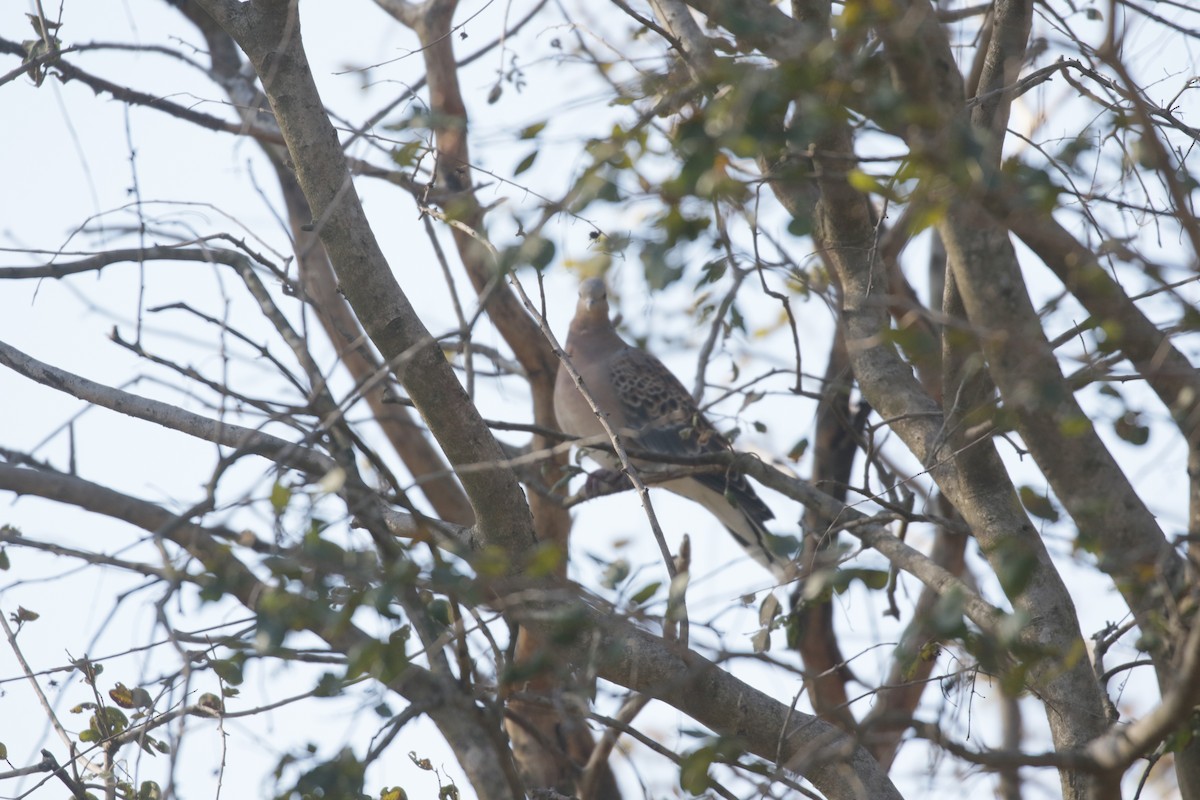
[190,0,535,558]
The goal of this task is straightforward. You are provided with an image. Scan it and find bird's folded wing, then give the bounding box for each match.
[608,346,780,570]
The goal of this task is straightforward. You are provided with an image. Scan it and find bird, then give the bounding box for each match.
[554,277,784,575]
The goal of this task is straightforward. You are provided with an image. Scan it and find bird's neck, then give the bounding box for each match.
[566,320,626,357]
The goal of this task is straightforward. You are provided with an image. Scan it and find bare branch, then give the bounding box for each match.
[0,337,335,477]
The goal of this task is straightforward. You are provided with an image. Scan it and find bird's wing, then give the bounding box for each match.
[608,346,782,572]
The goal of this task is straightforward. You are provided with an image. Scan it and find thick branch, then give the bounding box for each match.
[880,0,1183,652]
[811,80,1108,800]
[494,584,904,800]
[191,0,535,559]
[998,204,1200,444]
[168,1,475,526]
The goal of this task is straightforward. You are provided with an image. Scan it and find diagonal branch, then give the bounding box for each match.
[0,338,335,476]
[190,0,535,557]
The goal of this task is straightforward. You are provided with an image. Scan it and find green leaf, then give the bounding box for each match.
[1003,160,1063,212]
[629,581,661,605]
[640,242,684,289]
[846,168,900,200]
[514,150,537,176]
[1058,414,1093,437]
[426,598,453,626]
[390,140,424,168]
[596,179,622,203]
[0,741,7,759]
[0,548,9,570]
[835,568,889,592]
[294,749,365,798]
[765,532,800,559]
[211,658,244,686]
[525,236,555,271]
[98,707,128,734]
[1163,717,1200,754]
[739,391,765,412]
[269,482,292,515]
[548,604,590,645]
[679,747,714,794]
[70,655,103,683]
[1018,486,1059,522]
[993,540,1038,597]
[786,214,813,237]
[196,693,224,715]
[1114,411,1150,445]
[313,672,343,697]
[884,325,939,361]
[698,259,727,285]
[518,121,547,140]
[930,588,968,637]
[1180,305,1200,332]
[600,558,630,589]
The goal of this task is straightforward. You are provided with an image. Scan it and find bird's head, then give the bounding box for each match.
[575,277,612,322]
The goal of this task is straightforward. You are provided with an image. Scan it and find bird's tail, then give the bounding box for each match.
[663,473,792,578]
